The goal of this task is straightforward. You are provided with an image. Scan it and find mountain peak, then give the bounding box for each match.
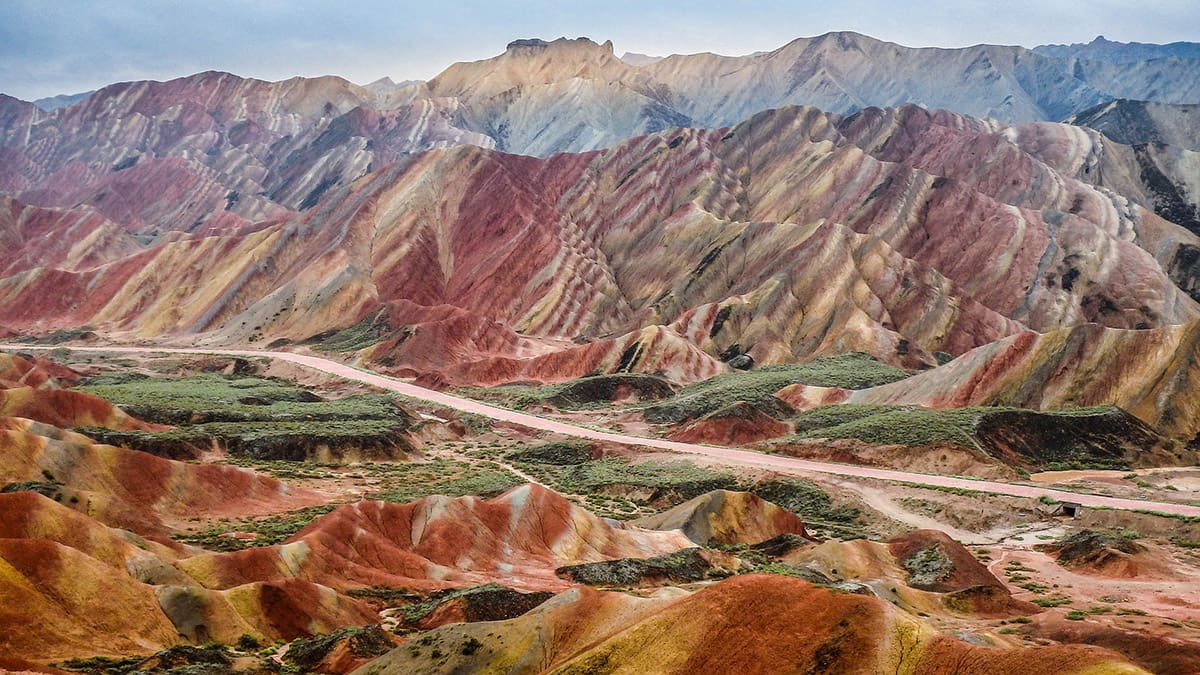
[505,36,614,55]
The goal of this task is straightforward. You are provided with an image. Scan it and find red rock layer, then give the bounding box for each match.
[852,321,1200,438]
[2,105,1199,389]
[0,492,373,662]
[178,483,693,593]
[887,529,1006,593]
[0,352,80,389]
[632,489,813,545]
[0,417,317,536]
[0,352,156,431]
[668,402,794,446]
[0,71,490,246]
[357,574,1147,674]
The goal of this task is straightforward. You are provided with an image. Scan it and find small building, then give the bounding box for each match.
[1056,501,1082,518]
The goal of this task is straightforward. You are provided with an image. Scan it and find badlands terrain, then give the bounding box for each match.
[2,30,1200,674]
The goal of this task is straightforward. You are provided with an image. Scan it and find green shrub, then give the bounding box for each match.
[1033,596,1073,608]
[643,354,911,423]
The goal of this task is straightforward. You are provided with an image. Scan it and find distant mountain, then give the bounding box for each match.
[374,33,1200,155]
[0,70,491,237]
[1067,99,1200,151]
[1034,35,1200,64]
[31,90,94,111]
[361,76,423,99]
[620,51,663,66]
[640,31,1200,127]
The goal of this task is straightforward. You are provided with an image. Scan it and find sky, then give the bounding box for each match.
[2,0,1199,101]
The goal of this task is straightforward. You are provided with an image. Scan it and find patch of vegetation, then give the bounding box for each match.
[1018,581,1050,594]
[286,625,394,670]
[21,326,96,345]
[457,413,494,434]
[77,373,418,461]
[56,655,143,674]
[358,459,523,504]
[1065,610,1088,621]
[302,310,391,352]
[750,479,861,527]
[511,453,865,532]
[79,373,404,425]
[643,354,911,424]
[346,585,422,604]
[172,504,337,551]
[785,405,984,448]
[505,440,594,465]
[1,480,62,499]
[901,545,954,589]
[459,373,675,411]
[58,646,231,675]
[80,419,414,461]
[1131,509,1200,524]
[461,637,483,656]
[772,403,1139,470]
[398,583,513,623]
[1052,530,1144,564]
[536,457,740,500]
[1032,596,1073,608]
[557,548,717,586]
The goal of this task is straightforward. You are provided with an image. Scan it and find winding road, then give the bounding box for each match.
[18,344,1200,519]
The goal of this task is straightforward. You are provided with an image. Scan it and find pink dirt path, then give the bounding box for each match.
[22,344,1200,519]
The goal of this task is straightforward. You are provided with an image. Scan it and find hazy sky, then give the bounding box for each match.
[3,0,1198,100]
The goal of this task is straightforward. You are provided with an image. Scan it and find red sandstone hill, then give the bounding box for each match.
[0,481,1162,672]
[0,352,156,431]
[0,492,374,662]
[355,574,1148,674]
[4,104,1200,394]
[632,489,814,545]
[178,483,693,593]
[849,322,1200,438]
[0,417,319,536]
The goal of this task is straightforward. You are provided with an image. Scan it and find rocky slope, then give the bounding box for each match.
[179,484,693,593]
[632,489,814,545]
[6,105,1200,387]
[0,417,318,536]
[0,352,157,431]
[415,32,1200,153]
[0,71,489,244]
[1067,99,1200,151]
[850,322,1200,439]
[0,491,374,661]
[355,574,1147,674]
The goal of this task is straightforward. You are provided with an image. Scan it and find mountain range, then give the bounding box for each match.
[1,31,1200,418]
[4,28,1200,674]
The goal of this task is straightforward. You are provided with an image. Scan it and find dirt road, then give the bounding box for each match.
[23,344,1200,519]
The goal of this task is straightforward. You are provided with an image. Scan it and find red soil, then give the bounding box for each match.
[182,483,692,593]
[668,402,793,445]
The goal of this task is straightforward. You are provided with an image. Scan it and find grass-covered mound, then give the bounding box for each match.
[643,353,911,424]
[459,373,676,410]
[77,373,418,461]
[772,404,1181,470]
